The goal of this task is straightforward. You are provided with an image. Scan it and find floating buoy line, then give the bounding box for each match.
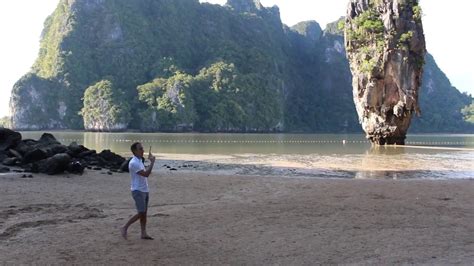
[56,138,474,150]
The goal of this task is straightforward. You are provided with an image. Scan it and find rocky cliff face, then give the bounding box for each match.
[9,74,65,130]
[345,0,426,144]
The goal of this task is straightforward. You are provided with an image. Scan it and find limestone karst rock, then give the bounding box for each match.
[345,0,426,144]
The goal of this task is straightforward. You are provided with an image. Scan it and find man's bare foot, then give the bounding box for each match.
[120,227,128,240]
[141,235,154,240]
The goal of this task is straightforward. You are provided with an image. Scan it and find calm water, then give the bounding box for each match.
[20,132,474,180]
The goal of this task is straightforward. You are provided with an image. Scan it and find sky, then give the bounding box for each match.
[0,0,472,118]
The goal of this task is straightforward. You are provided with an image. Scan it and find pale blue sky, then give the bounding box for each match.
[0,0,472,117]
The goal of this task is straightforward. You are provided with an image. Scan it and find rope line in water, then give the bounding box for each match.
[56,138,474,148]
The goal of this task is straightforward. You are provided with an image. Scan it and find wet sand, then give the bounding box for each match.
[0,169,473,264]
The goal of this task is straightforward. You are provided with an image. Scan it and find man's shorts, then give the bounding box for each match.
[131,190,149,213]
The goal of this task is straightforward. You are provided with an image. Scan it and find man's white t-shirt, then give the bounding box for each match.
[129,156,148,192]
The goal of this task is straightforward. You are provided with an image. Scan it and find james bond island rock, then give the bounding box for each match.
[345,0,426,144]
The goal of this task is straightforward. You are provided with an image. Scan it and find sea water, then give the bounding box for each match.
[20,132,474,180]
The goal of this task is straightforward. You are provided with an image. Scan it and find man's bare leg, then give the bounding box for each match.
[140,212,153,240]
[121,213,140,239]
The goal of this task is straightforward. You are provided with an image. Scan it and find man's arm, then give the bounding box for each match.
[137,155,155,177]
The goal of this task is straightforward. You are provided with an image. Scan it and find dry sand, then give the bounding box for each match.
[0,168,473,264]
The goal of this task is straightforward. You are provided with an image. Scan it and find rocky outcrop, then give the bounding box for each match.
[291,21,323,43]
[0,128,21,151]
[0,130,126,175]
[345,0,426,144]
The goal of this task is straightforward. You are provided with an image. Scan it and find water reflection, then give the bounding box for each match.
[83,132,118,152]
[366,145,407,155]
[353,145,473,179]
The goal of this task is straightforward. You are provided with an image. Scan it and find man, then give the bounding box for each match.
[121,142,156,240]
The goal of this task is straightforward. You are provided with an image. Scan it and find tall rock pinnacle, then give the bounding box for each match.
[344,0,426,145]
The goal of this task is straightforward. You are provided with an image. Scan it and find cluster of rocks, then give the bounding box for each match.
[0,128,127,175]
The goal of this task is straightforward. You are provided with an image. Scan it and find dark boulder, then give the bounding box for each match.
[98,149,124,162]
[3,157,19,166]
[0,151,8,162]
[45,144,69,157]
[23,149,48,164]
[8,149,23,159]
[81,153,103,166]
[67,160,85,175]
[95,156,108,166]
[38,133,60,145]
[14,140,37,155]
[37,153,71,175]
[0,128,21,151]
[21,139,39,145]
[54,144,69,154]
[119,157,132,172]
[77,150,96,158]
[14,134,67,160]
[98,150,125,167]
[0,166,10,173]
[67,142,89,157]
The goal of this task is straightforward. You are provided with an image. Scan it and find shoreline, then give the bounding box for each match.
[4,150,473,180]
[147,153,474,180]
[1,170,473,264]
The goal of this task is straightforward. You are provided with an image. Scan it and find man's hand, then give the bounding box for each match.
[138,153,155,177]
[148,153,156,164]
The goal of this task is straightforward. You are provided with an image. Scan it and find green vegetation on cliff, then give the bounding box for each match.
[461,101,474,124]
[137,61,282,132]
[345,7,385,76]
[0,117,11,128]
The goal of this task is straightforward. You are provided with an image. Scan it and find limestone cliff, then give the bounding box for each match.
[345,0,426,144]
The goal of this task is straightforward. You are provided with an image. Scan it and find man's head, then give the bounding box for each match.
[131,142,144,157]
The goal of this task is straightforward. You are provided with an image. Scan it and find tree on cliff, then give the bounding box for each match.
[0,117,11,128]
[137,71,196,131]
[81,80,131,131]
[462,101,474,124]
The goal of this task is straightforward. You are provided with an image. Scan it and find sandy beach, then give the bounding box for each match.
[1,166,473,264]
